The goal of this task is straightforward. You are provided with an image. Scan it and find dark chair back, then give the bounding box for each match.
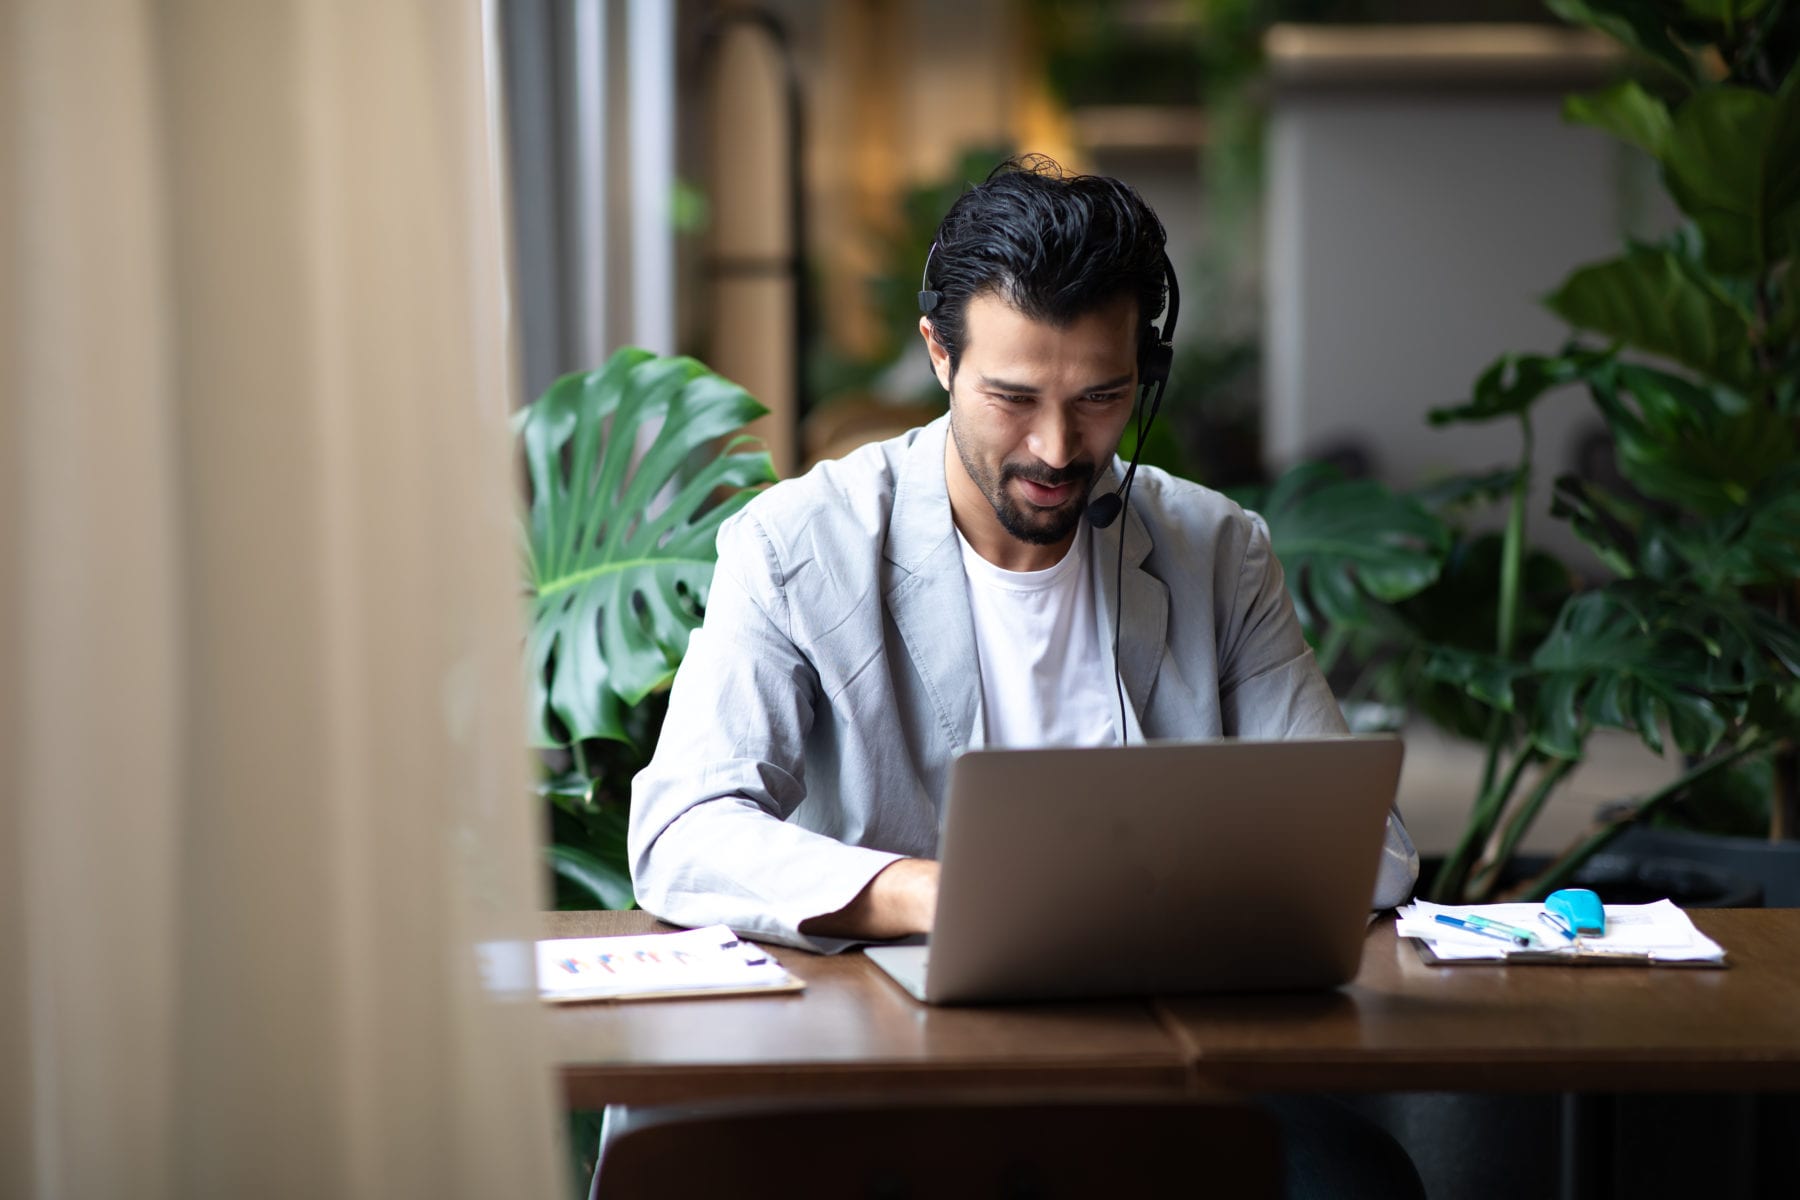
[592,1096,1281,1199]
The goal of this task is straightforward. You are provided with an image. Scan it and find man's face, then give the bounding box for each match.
[921,291,1139,570]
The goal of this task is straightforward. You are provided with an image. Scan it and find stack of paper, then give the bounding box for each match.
[1396,898,1727,965]
[537,924,804,1002]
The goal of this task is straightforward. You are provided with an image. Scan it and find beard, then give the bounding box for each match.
[949,407,1098,547]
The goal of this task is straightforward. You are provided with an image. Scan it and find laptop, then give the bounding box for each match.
[863,735,1404,1004]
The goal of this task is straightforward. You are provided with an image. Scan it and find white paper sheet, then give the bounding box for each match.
[537,923,802,1001]
[1396,898,1726,963]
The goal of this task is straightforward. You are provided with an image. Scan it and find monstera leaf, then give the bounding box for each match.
[519,348,775,747]
[1429,586,1795,761]
[1587,361,1795,516]
[1559,465,1800,591]
[1527,589,1737,759]
[1241,462,1450,637]
[1429,350,1606,427]
[1543,247,1759,392]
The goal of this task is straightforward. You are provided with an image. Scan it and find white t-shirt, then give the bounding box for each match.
[955,525,1125,749]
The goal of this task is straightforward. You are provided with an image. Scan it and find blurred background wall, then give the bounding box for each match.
[1263,21,1675,569]
[495,1,1662,525]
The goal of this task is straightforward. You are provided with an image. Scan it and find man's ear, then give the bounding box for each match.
[918,317,951,392]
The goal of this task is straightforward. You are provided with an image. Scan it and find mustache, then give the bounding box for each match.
[1002,460,1095,488]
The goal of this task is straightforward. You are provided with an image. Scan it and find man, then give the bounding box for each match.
[629,156,1418,953]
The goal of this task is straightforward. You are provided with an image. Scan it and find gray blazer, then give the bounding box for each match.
[629,415,1418,950]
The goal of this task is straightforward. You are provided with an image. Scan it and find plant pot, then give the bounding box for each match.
[1606,825,1800,907]
[1565,851,1764,908]
[1419,852,1764,908]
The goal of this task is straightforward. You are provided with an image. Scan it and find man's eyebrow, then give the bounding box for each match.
[977,373,1135,395]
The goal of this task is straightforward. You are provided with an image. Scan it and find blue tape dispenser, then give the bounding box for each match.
[1545,887,1606,937]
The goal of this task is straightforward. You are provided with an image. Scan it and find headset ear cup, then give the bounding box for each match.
[1141,340,1173,386]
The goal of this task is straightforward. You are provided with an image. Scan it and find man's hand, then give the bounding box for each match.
[798,858,939,941]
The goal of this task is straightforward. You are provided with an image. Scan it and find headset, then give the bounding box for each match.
[919,242,1179,528]
[920,239,1181,744]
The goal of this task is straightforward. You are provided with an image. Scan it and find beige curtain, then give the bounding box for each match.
[1,2,562,1197]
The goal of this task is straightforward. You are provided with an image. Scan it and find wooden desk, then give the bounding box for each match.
[546,911,1189,1109]
[548,909,1800,1108]
[1159,909,1800,1094]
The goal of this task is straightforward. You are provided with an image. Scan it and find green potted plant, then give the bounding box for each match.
[1257,0,1800,904]
[517,347,776,909]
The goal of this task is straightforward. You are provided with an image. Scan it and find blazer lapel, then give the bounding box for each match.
[1091,468,1168,732]
[885,417,981,762]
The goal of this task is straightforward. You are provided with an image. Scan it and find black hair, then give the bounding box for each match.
[921,154,1168,381]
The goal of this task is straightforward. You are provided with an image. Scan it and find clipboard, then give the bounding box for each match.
[1397,899,1728,969]
[1409,939,1728,969]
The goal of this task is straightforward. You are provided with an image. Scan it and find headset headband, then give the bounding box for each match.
[917,242,943,314]
[919,242,1179,384]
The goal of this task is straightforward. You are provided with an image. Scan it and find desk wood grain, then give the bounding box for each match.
[548,909,1800,1105]
[1156,909,1800,1093]
[546,911,1191,1108]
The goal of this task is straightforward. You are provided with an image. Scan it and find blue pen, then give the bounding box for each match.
[1434,913,1533,947]
[1538,911,1577,941]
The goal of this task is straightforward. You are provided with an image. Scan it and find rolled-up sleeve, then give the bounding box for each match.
[628,512,903,952]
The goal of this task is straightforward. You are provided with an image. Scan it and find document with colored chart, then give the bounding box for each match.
[537,924,804,1002]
